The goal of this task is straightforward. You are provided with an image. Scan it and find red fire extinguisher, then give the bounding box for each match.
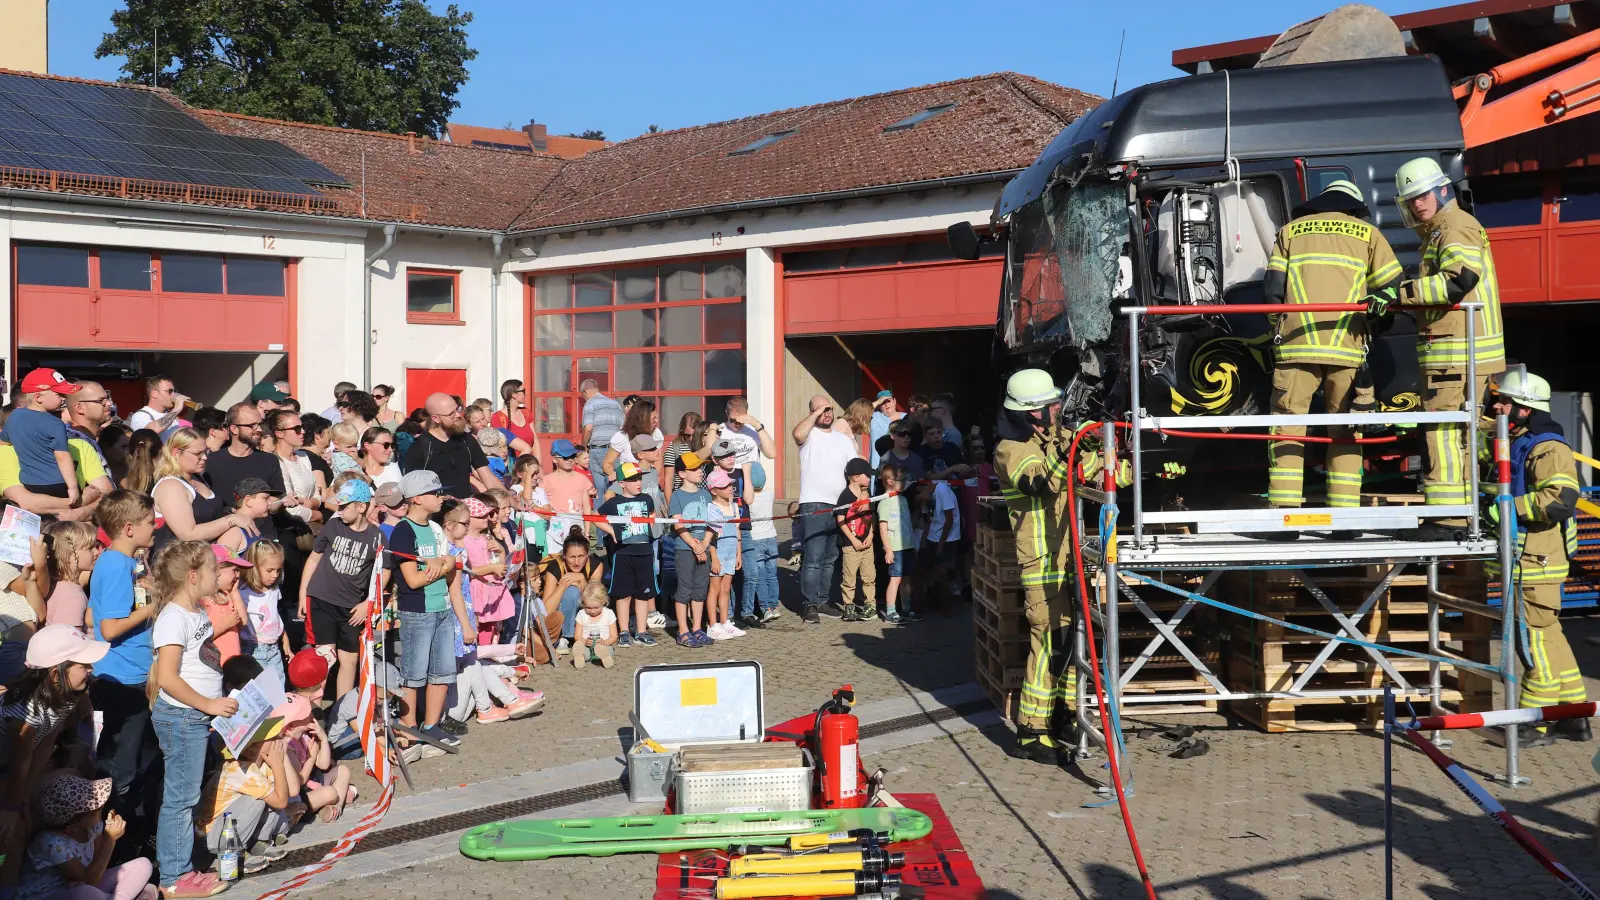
[813,686,865,809]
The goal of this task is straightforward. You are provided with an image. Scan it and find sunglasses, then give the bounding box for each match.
[892,432,911,438]
[277,425,304,434]
[371,440,394,448]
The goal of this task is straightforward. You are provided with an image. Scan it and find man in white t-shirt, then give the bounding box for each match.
[127,375,185,433]
[715,396,776,469]
[791,395,859,624]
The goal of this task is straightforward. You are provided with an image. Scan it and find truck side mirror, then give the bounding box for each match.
[946,221,982,261]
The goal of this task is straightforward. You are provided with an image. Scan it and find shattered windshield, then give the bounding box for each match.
[1007,180,1124,348]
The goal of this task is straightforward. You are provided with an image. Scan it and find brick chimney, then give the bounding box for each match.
[522,120,548,152]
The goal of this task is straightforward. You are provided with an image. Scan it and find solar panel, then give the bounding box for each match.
[246,174,315,194]
[267,155,347,185]
[37,115,120,141]
[108,164,193,184]
[111,122,190,148]
[69,138,159,165]
[1,131,88,157]
[0,108,50,133]
[229,136,301,159]
[183,169,256,190]
[25,154,120,176]
[0,74,60,98]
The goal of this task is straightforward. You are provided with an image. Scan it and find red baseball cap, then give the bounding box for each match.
[286,647,329,690]
[19,368,78,395]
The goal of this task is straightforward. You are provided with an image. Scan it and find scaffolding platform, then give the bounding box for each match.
[1093,532,1497,568]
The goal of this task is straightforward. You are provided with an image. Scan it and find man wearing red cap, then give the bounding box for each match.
[1,368,81,504]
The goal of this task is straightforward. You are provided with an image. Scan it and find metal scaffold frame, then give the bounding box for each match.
[1071,302,1530,786]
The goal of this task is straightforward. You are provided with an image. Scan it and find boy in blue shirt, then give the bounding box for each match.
[595,462,658,648]
[88,489,159,849]
[2,367,81,502]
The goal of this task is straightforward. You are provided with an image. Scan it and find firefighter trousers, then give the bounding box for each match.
[1422,369,1491,511]
[1017,581,1077,740]
[1269,362,1362,508]
[1520,581,1586,711]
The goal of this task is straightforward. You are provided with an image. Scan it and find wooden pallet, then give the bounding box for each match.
[977,549,1022,586]
[972,568,1025,617]
[972,592,1028,641]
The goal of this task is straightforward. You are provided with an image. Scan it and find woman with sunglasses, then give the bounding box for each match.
[371,384,403,431]
[490,379,540,465]
[359,425,402,488]
[150,427,258,560]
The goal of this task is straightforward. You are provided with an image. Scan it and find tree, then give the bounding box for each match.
[97,0,477,138]
[647,124,660,134]
[563,129,606,141]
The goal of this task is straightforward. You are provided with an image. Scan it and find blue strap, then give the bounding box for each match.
[1121,571,1502,675]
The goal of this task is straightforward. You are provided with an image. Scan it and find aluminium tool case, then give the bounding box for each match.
[628,661,811,813]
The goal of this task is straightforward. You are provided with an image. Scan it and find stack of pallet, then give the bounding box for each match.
[1224,568,1495,732]
[972,497,1025,720]
[1103,572,1223,715]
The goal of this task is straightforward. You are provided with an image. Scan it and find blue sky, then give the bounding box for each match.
[53,1,1445,141]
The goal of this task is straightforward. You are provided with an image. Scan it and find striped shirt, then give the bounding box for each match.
[581,393,624,448]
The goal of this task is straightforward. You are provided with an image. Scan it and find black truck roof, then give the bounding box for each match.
[997,55,1464,217]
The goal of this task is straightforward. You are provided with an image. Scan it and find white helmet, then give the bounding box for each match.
[1394,157,1456,227]
[1002,369,1062,412]
[1494,369,1551,413]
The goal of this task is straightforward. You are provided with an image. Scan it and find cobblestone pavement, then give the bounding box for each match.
[247,558,1600,900]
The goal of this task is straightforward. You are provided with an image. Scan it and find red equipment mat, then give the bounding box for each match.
[652,794,984,899]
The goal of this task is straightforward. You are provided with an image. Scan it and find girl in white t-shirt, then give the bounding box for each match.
[149,540,240,897]
[572,583,617,669]
[240,541,290,684]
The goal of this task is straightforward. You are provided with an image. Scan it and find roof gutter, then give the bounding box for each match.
[505,170,1020,238]
[363,224,397,391]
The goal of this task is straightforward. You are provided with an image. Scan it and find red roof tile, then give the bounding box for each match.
[446,123,608,159]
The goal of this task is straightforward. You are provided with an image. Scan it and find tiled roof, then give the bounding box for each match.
[0,68,1096,232]
[445,123,608,159]
[509,73,1099,231]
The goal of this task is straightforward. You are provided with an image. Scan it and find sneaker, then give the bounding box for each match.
[905,610,924,623]
[709,623,732,641]
[801,607,821,625]
[555,638,571,656]
[507,691,546,719]
[439,715,470,736]
[842,606,862,622]
[882,610,904,624]
[725,623,747,637]
[857,607,879,621]
[760,607,782,623]
[646,611,667,631]
[691,630,712,647]
[816,604,844,619]
[421,724,461,748]
[400,743,445,764]
[477,706,510,724]
[739,615,765,630]
[617,632,634,649]
[635,632,658,647]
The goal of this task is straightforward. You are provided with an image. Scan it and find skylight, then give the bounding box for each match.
[729,129,797,156]
[884,103,956,133]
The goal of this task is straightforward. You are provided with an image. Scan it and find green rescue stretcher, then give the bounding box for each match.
[459,807,933,861]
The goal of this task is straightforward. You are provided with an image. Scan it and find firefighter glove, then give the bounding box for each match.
[1157,461,1186,480]
[1364,285,1398,318]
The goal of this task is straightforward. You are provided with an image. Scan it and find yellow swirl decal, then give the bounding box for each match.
[1169,334,1270,415]
[1380,391,1422,412]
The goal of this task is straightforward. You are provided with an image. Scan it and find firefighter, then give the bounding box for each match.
[993,369,1078,764]
[1485,371,1589,747]
[1263,180,1402,519]
[1369,158,1506,535]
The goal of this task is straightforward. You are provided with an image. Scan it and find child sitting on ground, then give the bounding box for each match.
[571,583,617,669]
[239,541,290,684]
[275,650,355,824]
[42,520,98,631]
[20,770,156,900]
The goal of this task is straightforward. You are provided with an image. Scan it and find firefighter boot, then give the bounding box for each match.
[1494,723,1557,749]
[1550,717,1594,743]
[1008,727,1058,765]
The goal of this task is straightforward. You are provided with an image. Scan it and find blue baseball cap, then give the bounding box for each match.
[750,460,767,491]
[551,439,578,459]
[337,480,374,504]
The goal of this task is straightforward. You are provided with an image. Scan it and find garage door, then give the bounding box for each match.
[14,243,292,352]
[782,237,1001,335]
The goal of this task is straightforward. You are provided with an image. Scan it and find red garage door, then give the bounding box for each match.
[13,243,292,351]
[782,236,1001,334]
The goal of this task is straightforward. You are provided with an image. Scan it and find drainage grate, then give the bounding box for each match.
[264,697,993,875]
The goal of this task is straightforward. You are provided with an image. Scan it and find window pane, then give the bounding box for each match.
[705,302,744,344]
[661,306,702,345]
[1560,182,1600,222]
[534,315,570,350]
[614,353,658,392]
[574,271,612,307]
[534,355,570,392]
[661,264,702,301]
[17,245,88,287]
[574,312,612,349]
[705,261,746,298]
[706,349,745,390]
[660,396,704,433]
[845,243,905,267]
[534,274,570,309]
[1473,173,1544,228]
[406,272,455,315]
[98,250,150,291]
[227,257,285,296]
[616,267,657,304]
[576,357,609,393]
[534,397,569,434]
[660,351,703,390]
[615,308,658,348]
[162,253,224,294]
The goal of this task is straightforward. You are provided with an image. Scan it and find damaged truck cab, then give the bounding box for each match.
[952,56,1468,469]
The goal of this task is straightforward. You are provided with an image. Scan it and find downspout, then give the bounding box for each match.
[490,233,504,397]
[362,223,397,390]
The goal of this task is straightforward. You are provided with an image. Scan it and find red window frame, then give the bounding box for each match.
[523,256,747,439]
[405,267,463,325]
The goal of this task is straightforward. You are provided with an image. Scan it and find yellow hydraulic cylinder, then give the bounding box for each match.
[714,872,900,899]
[728,849,904,877]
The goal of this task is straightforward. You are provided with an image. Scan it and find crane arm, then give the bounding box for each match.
[1457,28,1600,149]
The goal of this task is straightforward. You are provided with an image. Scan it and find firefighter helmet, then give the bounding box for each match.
[1322,179,1363,203]
[1003,369,1063,412]
[1395,158,1451,200]
[1494,369,1552,413]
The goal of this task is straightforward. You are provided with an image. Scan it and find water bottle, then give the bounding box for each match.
[218,813,241,882]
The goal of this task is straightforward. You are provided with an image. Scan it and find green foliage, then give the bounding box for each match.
[97,0,477,138]
[564,129,606,141]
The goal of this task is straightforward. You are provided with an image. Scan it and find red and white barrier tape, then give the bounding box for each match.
[252,779,396,900]
[1402,702,1598,733]
[1404,730,1599,900]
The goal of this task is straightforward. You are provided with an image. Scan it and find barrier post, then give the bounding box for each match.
[1493,413,1530,786]
[1125,309,1145,546]
[1101,419,1125,781]
[1383,683,1394,900]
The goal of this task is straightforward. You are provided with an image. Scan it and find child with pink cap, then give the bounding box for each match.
[703,470,744,641]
